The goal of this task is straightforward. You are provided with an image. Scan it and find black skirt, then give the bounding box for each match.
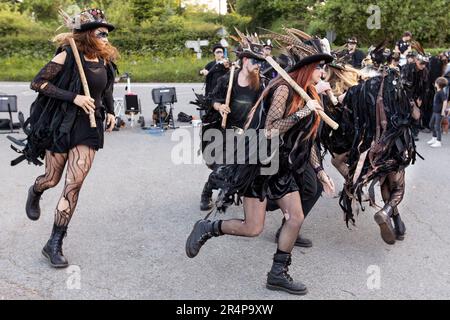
[49,111,104,153]
[243,167,299,201]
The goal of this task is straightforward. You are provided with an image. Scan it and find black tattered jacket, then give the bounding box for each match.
[9,45,117,166]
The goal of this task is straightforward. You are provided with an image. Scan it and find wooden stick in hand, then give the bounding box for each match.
[69,38,96,128]
[265,56,339,130]
[221,65,236,129]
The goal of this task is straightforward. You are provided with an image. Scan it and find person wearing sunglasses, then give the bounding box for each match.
[23,8,119,268]
[187,34,335,296]
[198,45,266,211]
[200,44,230,98]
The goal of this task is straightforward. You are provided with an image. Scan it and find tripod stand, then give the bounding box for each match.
[155,95,177,130]
[0,95,19,134]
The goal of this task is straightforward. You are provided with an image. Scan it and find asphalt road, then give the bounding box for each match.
[1,82,450,300]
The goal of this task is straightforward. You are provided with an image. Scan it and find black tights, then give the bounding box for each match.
[220,192,305,253]
[34,145,96,227]
[380,170,405,215]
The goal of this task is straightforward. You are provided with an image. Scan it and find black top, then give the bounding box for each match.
[227,82,259,129]
[433,90,446,113]
[211,70,264,129]
[345,49,366,68]
[204,60,228,95]
[396,39,411,54]
[401,63,429,101]
[84,59,108,117]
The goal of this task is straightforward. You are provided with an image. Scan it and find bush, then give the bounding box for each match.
[0,9,48,36]
[0,53,210,82]
[0,35,56,58]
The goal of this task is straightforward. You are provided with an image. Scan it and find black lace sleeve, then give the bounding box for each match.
[265,85,308,138]
[30,61,77,103]
[309,144,323,172]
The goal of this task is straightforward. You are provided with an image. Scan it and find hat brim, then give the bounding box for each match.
[78,22,115,32]
[287,53,334,72]
[237,51,265,60]
[212,45,225,53]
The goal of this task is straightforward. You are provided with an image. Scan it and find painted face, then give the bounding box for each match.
[95,27,109,46]
[245,57,261,73]
[311,64,325,84]
[214,49,224,59]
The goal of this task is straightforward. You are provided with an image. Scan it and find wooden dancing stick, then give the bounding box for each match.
[69,38,96,128]
[221,64,236,129]
[265,56,339,130]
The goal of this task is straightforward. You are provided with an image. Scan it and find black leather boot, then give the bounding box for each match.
[200,182,213,211]
[26,185,42,221]
[392,211,406,240]
[42,224,69,268]
[275,219,312,248]
[185,219,222,258]
[266,253,308,295]
[374,204,396,245]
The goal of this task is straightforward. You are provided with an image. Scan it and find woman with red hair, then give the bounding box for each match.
[186,35,335,295]
[23,8,119,268]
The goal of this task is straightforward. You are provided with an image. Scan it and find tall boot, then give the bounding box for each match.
[185,219,222,258]
[200,182,213,211]
[42,224,69,268]
[392,209,406,241]
[266,253,307,295]
[275,219,312,248]
[26,185,42,221]
[374,204,396,245]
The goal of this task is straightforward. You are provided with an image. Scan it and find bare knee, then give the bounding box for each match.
[242,222,264,237]
[284,210,304,228]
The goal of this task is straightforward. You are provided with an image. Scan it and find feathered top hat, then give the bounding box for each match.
[260,27,333,72]
[59,8,115,32]
[230,28,266,61]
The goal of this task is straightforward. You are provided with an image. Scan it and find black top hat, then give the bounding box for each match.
[235,43,266,60]
[60,8,115,32]
[261,28,333,72]
[231,28,266,61]
[288,38,333,72]
[212,44,225,53]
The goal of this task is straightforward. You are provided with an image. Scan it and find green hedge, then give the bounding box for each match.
[0,53,211,82]
[0,31,223,57]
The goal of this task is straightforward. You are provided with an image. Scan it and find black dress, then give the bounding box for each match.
[9,45,116,167]
[51,59,108,153]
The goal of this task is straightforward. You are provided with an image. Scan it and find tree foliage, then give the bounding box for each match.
[309,0,450,47]
[235,0,449,47]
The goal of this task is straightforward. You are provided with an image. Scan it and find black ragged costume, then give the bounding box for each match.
[338,67,418,226]
[401,63,429,103]
[209,82,321,211]
[8,45,116,166]
[320,87,359,156]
